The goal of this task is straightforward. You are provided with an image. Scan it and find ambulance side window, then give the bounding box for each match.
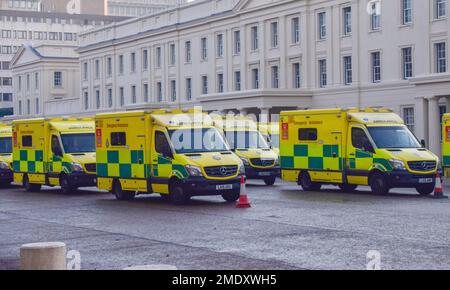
[51,135,63,156]
[351,128,374,153]
[155,131,172,158]
[111,132,126,146]
[298,128,317,141]
[22,136,32,147]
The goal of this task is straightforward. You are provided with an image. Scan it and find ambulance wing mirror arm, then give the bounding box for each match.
[421,139,426,148]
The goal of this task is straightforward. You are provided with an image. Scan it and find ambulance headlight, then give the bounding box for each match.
[71,163,84,172]
[0,161,10,170]
[185,165,203,177]
[389,159,406,170]
[238,164,246,175]
[240,157,250,166]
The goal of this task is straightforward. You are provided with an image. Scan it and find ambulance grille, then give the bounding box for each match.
[85,163,97,173]
[204,166,238,177]
[251,159,275,167]
[407,161,437,172]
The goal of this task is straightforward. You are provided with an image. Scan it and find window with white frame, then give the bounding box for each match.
[35,97,39,114]
[202,76,208,94]
[343,7,352,35]
[217,73,224,93]
[18,100,22,115]
[108,88,113,108]
[131,85,136,103]
[343,56,352,85]
[84,92,89,110]
[403,107,415,132]
[402,47,413,79]
[170,44,176,65]
[252,68,259,89]
[234,30,241,54]
[217,34,224,57]
[83,62,88,80]
[436,0,446,18]
[34,72,39,90]
[318,12,326,40]
[130,52,136,72]
[186,78,192,100]
[371,51,381,82]
[143,83,149,103]
[185,41,191,63]
[251,26,259,50]
[402,0,413,25]
[54,71,62,87]
[293,63,301,88]
[234,71,241,91]
[107,57,112,77]
[156,47,162,67]
[95,59,100,79]
[371,2,381,30]
[142,49,148,70]
[26,99,30,115]
[292,17,300,44]
[436,42,447,73]
[119,55,124,74]
[170,80,176,102]
[319,59,327,88]
[157,82,163,102]
[26,74,30,91]
[271,66,279,88]
[201,37,208,60]
[95,89,100,109]
[119,87,125,106]
[270,22,278,48]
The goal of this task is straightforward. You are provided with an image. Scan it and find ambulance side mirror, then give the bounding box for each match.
[421,139,426,148]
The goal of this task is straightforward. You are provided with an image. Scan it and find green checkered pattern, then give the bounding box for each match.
[348,149,393,172]
[13,149,44,173]
[97,150,147,178]
[281,144,342,171]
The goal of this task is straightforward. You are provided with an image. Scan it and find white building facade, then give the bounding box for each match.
[77,0,449,156]
[107,0,186,17]
[10,44,80,118]
[0,10,127,117]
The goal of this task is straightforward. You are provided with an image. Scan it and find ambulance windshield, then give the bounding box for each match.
[367,126,421,149]
[0,137,12,154]
[225,131,270,150]
[61,133,96,153]
[169,128,230,154]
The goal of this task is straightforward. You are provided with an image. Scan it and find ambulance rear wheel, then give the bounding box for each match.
[112,180,135,201]
[263,176,277,186]
[23,175,41,192]
[169,184,190,205]
[299,172,322,191]
[416,184,435,196]
[338,184,358,192]
[369,172,389,195]
[222,191,240,202]
[60,175,75,194]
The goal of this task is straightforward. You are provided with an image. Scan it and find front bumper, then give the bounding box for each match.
[386,170,438,188]
[181,176,243,196]
[68,172,97,188]
[0,169,13,184]
[245,166,281,179]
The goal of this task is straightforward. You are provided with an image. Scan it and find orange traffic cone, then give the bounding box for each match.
[432,171,448,199]
[236,176,251,208]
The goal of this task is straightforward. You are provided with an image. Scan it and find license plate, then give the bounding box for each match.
[419,178,433,184]
[216,184,233,190]
[258,172,271,177]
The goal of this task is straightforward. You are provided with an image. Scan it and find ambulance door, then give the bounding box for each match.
[326,131,343,183]
[346,124,375,185]
[49,132,64,184]
[150,127,173,194]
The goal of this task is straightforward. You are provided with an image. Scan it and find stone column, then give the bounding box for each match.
[260,108,270,123]
[445,96,450,114]
[239,108,248,116]
[428,96,441,157]
[414,97,429,142]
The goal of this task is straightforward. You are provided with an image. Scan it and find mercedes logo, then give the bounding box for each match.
[421,162,427,169]
[220,167,228,176]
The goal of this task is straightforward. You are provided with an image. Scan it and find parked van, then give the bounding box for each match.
[280,108,440,195]
[259,122,280,154]
[12,118,97,193]
[442,114,450,177]
[0,124,13,185]
[95,109,244,204]
[214,116,280,186]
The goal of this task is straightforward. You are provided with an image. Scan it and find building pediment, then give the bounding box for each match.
[10,46,43,69]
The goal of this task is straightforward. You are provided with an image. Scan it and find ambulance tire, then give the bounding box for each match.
[222,191,240,202]
[169,183,190,205]
[23,174,41,192]
[264,176,277,186]
[60,175,75,194]
[416,183,435,196]
[369,172,390,195]
[299,172,322,191]
[338,184,358,192]
[112,180,135,201]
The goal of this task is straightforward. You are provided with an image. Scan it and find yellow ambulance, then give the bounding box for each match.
[259,122,280,155]
[0,124,13,185]
[215,116,280,186]
[12,118,97,193]
[442,114,450,176]
[280,108,440,195]
[95,109,244,205]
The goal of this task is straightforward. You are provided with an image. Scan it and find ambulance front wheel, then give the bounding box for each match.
[222,191,240,202]
[112,180,135,201]
[264,176,277,186]
[23,174,41,192]
[169,183,190,205]
[299,172,322,191]
[369,172,389,195]
[416,184,435,196]
[60,175,75,194]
